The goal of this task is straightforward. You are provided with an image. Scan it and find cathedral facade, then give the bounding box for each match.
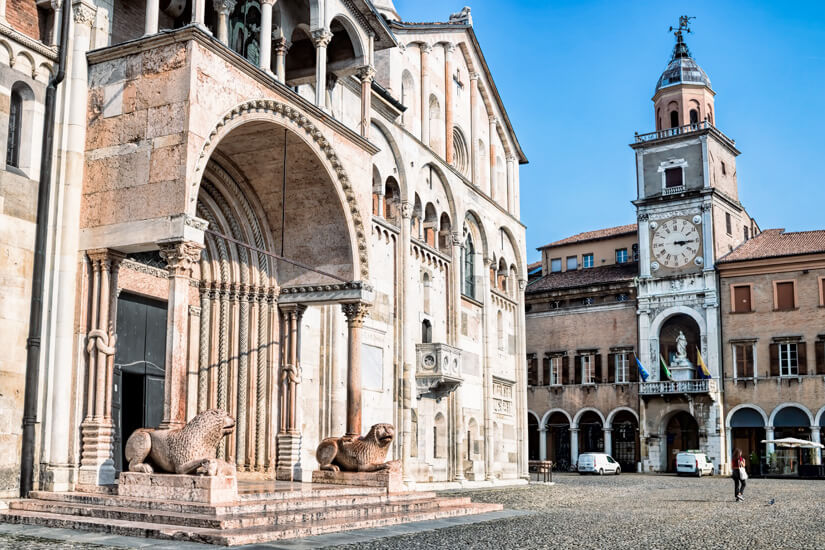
[0,0,528,497]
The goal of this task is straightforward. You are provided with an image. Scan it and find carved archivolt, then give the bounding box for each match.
[192,99,369,280]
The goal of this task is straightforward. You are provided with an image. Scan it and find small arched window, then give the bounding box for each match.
[421,319,432,344]
[497,310,504,350]
[422,272,431,314]
[689,109,699,125]
[462,234,475,299]
[7,90,22,168]
[669,110,679,128]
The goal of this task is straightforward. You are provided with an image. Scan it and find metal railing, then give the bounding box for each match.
[639,378,717,395]
[635,121,710,143]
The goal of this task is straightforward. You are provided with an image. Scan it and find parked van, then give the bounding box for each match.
[675,451,715,476]
[577,453,621,475]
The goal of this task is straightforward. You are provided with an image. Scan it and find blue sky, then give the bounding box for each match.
[394,0,825,263]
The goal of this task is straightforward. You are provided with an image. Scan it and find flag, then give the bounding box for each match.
[635,355,650,382]
[660,354,673,380]
[696,347,711,379]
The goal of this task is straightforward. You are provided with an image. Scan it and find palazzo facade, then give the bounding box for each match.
[0,0,528,497]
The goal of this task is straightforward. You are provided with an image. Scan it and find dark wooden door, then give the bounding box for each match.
[112,292,167,472]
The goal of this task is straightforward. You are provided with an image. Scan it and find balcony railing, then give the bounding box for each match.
[639,378,717,395]
[634,121,710,143]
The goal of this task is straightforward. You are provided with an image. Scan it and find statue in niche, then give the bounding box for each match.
[672,331,691,367]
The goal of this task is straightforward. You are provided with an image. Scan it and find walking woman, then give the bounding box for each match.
[732,448,747,501]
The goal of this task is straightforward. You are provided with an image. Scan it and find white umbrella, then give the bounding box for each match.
[761,437,824,449]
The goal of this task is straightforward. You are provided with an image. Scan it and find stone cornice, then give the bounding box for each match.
[0,22,58,61]
[85,25,379,157]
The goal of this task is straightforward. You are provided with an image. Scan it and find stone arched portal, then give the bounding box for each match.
[192,117,365,475]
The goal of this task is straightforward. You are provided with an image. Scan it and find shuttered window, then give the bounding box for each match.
[775,282,795,310]
[733,343,754,378]
[733,285,752,313]
[561,355,570,385]
[772,342,802,377]
[816,341,825,375]
[527,355,538,386]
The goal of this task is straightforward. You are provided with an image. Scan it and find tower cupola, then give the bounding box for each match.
[653,17,716,131]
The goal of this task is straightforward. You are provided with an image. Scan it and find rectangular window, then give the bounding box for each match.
[614,353,629,383]
[775,281,795,310]
[779,343,798,377]
[665,167,683,188]
[615,248,628,263]
[721,161,727,175]
[743,226,749,241]
[581,355,594,385]
[725,212,732,235]
[550,258,562,273]
[632,243,639,261]
[527,355,538,386]
[732,285,752,313]
[549,356,562,386]
[816,340,825,375]
[733,343,755,379]
[583,253,594,268]
[820,277,825,307]
[566,256,578,270]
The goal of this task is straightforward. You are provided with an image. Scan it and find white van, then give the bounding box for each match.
[577,453,621,475]
[675,451,715,476]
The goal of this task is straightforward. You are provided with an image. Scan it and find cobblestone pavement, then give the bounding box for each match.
[2,474,825,549]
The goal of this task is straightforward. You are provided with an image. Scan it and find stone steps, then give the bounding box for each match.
[9,494,474,530]
[0,501,501,546]
[28,489,439,515]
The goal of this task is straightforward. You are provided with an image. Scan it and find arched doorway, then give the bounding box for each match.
[192,118,359,473]
[730,407,766,475]
[665,411,699,472]
[772,406,813,475]
[611,411,639,471]
[578,411,604,453]
[528,414,540,461]
[659,314,701,380]
[545,412,570,470]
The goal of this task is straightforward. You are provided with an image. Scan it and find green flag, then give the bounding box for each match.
[660,354,673,380]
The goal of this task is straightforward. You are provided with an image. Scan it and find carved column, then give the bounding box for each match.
[603,427,612,455]
[276,303,305,480]
[197,286,211,412]
[449,232,465,480]
[158,240,204,430]
[358,65,375,138]
[186,304,201,421]
[539,428,547,461]
[312,29,332,109]
[144,0,159,35]
[259,0,275,72]
[79,249,125,486]
[444,43,455,164]
[419,43,432,146]
[488,116,498,200]
[342,302,371,437]
[400,201,415,482]
[274,38,290,83]
[469,72,479,186]
[214,0,236,45]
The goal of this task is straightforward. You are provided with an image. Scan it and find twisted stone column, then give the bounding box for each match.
[342,302,371,437]
[78,249,124,487]
[158,240,204,430]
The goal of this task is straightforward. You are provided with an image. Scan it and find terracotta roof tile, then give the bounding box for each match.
[538,224,638,250]
[717,229,825,263]
[526,262,638,294]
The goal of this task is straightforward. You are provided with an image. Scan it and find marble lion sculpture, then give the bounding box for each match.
[124,408,236,476]
[316,423,399,472]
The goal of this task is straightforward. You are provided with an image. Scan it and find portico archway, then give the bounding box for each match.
[665,411,699,472]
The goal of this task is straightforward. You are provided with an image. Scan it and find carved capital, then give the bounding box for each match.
[259,0,276,4]
[342,302,371,328]
[400,201,413,219]
[213,0,237,15]
[273,37,291,54]
[279,303,307,322]
[86,248,126,273]
[469,72,480,81]
[188,305,202,316]
[489,116,498,126]
[638,213,650,222]
[357,65,376,83]
[444,42,456,54]
[420,43,433,55]
[72,0,96,26]
[158,240,204,278]
[483,256,494,267]
[450,232,463,247]
[311,29,333,48]
[518,279,527,291]
[701,203,712,212]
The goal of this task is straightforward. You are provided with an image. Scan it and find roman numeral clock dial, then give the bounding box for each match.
[650,218,701,270]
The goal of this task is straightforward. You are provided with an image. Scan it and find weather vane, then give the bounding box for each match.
[669,15,695,39]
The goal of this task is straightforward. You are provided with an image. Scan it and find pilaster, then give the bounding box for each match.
[342,301,371,437]
[276,303,306,480]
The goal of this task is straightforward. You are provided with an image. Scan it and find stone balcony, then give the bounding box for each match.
[639,378,717,396]
[415,343,462,398]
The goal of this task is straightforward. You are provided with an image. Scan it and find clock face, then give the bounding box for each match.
[651,218,701,268]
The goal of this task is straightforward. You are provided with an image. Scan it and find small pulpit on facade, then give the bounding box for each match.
[415,343,463,398]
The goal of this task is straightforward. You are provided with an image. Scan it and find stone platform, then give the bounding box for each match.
[0,478,501,546]
[312,466,404,493]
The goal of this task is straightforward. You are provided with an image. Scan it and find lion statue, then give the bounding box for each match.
[124,408,236,476]
[316,423,398,472]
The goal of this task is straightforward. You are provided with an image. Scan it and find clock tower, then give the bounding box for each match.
[630,17,753,474]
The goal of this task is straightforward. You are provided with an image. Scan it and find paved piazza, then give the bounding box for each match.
[2,474,825,549]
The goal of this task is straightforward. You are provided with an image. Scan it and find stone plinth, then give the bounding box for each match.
[312,465,404,494]
[118,472,238,504]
